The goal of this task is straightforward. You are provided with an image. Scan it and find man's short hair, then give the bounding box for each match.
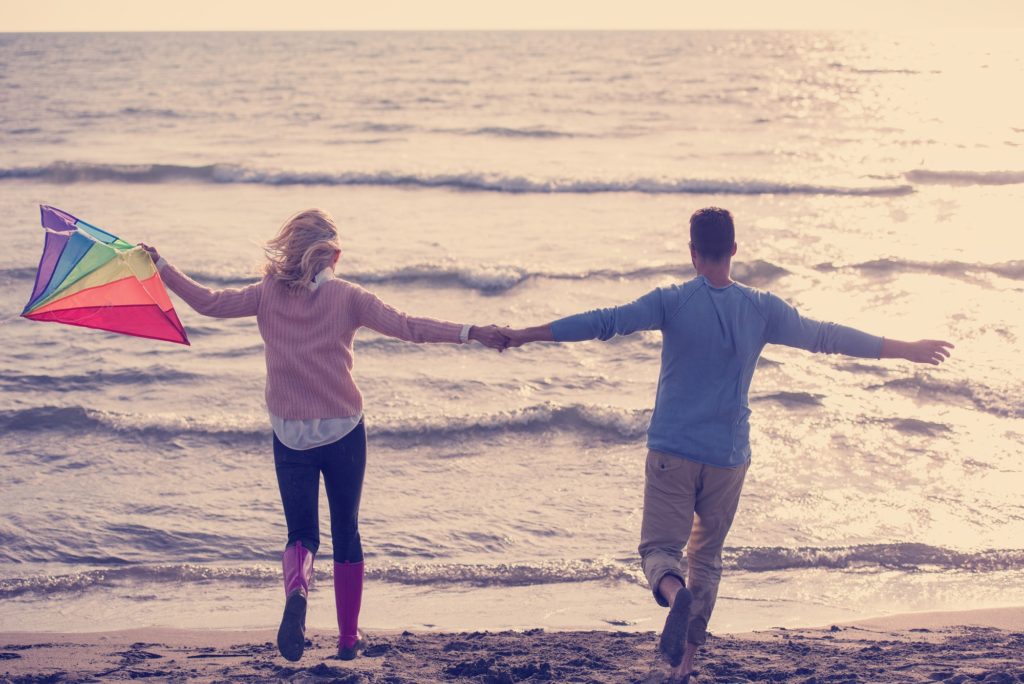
[689,207,735,261]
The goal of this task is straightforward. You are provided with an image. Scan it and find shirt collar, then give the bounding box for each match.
[309,267,335,291]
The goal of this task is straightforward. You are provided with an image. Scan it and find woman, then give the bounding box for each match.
[140,209,507,662]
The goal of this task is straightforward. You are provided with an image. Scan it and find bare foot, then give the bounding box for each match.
[659,586,692,667]
[669,641,697,682]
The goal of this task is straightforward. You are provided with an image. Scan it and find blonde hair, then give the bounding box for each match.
[263,209,341,291]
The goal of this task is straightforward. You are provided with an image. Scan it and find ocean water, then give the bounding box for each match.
[1,31,1023,634]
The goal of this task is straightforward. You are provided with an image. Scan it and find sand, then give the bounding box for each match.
[1,607,1022,683]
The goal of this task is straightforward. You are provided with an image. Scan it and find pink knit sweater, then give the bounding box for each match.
[159,264,465,419]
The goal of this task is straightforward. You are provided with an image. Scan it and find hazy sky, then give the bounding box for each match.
[5,0,1024,31]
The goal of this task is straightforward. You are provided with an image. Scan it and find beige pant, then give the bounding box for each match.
[639,449,749,645]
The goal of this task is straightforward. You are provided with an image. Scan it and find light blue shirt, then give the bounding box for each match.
[551,276,884,467]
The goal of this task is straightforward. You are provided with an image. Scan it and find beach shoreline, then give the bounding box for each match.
[2,606,1021,683]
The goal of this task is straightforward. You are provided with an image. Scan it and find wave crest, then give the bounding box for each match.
[870,376,1021,419]
[0,560,643,599]
[0,368,200,393]
[464,126,577,139]
[906,169,1024,186]
[0,403,652,443]
[815,258,1024,282]
[3,544,1021,598]
[730,543,1024,573]
[346,260,789,293]
[0,259,788,294]
[0,162,915,196]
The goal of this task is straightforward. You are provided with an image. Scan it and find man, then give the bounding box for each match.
[502,207,952,681]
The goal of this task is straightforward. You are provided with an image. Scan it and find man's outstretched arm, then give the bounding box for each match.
[504,288,667,347]
[766,293,953,365]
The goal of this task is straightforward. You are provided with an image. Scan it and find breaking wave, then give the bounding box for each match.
[0,367,200,393]
[0,266,41,283]
[0,259,787,294]
[752,391,825,408]
[5,367,1003,446]
[0,403,653,444]
[814,258,1024,282]
[10,255,1022,295]
[13,259,777,295]
[0,162,915,196]
[461,126,579,139]
[3,544,1022,598]
[9,256,1019,295]
[906,169,1024,186]
[0,560,643,598]
[869,376,1022,419]
[727,543,1024,573]
[344,258,787,293]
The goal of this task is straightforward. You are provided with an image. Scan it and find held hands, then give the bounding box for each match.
[467,325,547,352]
[469,325,511,352]
[500,325,554,348]
[499,327,532,348]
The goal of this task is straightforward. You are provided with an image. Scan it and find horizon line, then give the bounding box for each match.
[4,27,1023,34]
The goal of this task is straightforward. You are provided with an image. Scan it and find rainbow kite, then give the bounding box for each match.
[21,205,189,345]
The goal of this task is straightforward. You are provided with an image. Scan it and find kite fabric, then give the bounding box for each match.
[21,205,190,345]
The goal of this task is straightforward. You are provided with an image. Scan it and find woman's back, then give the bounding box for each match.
[258,275,363,420]
[157,262,465,420]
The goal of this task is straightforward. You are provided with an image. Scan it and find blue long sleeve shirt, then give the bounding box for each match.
[551,275,884,467]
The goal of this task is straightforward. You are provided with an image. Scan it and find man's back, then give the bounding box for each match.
[551,275,883,467]
[656,277,771,465]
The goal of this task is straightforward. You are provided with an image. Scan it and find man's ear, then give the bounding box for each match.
[731,242,738,257]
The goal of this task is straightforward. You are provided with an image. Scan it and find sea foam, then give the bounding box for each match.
[0,162,916,196]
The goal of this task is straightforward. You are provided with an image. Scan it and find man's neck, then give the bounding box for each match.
[697,263,733,288]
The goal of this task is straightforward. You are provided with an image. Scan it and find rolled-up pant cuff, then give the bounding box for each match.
[645,564,685,608]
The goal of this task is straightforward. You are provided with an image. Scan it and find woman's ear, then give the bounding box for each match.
[331,249,341,268]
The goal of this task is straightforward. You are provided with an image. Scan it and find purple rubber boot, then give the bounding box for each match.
[277,541,314,662]
[334,560,364,660]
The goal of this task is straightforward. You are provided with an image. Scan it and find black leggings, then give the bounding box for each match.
[273,421,366,563]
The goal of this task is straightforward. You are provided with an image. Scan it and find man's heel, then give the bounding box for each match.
[659,586,692,667]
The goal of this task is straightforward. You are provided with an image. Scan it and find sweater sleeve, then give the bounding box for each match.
[551,288,666,342]
[353,286,463,344]
[764,293,883,358]
[157,261,261,318]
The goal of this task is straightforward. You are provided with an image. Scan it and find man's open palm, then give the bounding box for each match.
[906,339,954,365]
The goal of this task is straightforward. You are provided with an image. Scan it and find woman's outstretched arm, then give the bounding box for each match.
[354,286,508,350]
[140,243,261,318]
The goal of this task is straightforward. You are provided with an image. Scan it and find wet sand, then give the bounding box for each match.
[1,607,1022,683]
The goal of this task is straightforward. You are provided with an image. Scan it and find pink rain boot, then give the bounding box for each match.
[334,560,364,660]
[277,541,314,662]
